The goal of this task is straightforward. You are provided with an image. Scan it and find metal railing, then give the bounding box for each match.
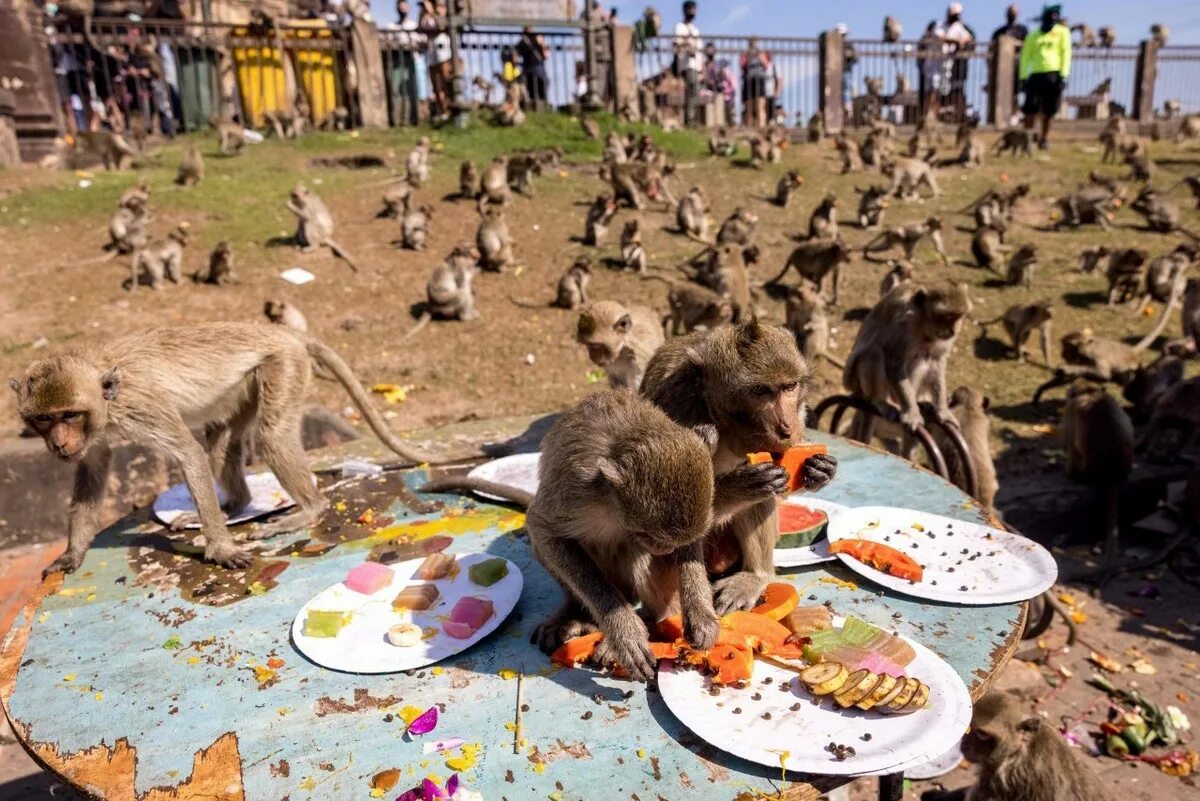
[1156,46,1200,114]
[1064,44,1140,117]
[843,38,989,126]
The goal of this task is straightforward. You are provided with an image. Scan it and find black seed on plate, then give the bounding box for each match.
[931,580,938,585]
[790,703,802,712]
[762,712,772,720]
[752,692,762,701]
[861,733,872,741]
[708,687,721,696]
[623,689,635,700]
[521,703,530,712]
[892,612,902,619]
[959,585,969,592]
[948,567,955,572]
[763,677,773,684]
[582,710,593,720]
[733,707,742,714]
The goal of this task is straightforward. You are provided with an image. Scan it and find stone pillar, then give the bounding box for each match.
[0,0,64,162]
[349,19,388,128]
[989,35,1017,127]
[819,30,845,135]
[1133,39,1158,124]
[0,89,20,167]
[611,24,636,115]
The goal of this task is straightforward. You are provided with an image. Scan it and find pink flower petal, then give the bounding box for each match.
[407,706,438,736]
[422,737,465,754]
[445,774,459,796]
[395,789,421,801]
[422,777,446,798]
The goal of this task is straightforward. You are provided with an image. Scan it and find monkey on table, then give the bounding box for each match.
[12,322,443,575]
[576,301,664,390]
[641,320,838,612]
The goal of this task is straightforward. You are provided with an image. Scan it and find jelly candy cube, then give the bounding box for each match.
[303,609,350,638]
[416,552,455,580]
[467,557,508,587]
[344,561,393,594]
[392,584,439,611]
[450,596,494,630]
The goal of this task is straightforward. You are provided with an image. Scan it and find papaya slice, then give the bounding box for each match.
[656,615,685,642]
[721,611,792,654]
[747,444,830,492]
[829,540,924,582]
[550,631,604,667]
[649,641,684,660]
[752,582,800,621]
[705,643,754,686]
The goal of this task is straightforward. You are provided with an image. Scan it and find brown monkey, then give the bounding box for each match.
[855,185,889,229]
[576,301,664,390]
[806,113,824,143]
[806,193,838,241]
[176,144,204,187]
[1053,176,1124,230]
[102,198,149,260]
[921,692,1120,801]
[1124,146,1154,183]
[263,299,308,333]
[401,198,433,252]
[73,130,138,170]
[1172,277,1200,354]
[404,245,481,340]
[1098,117,1129,163]
[976,301,1054,364]
[698,244,754,322]
[882,156,941,200]
[405,136,431,187]
[584,194,619,246]
[130,225,189,292]
[774,170,804,208]
[971,225,1011,271]
[459,160,478,199]
[766,239,852,305]
[1167,174,1200,208]
[882,15,902,42]
[1005,244,1039,289]
[519,256,595,311]
[506,154,542,198]
[746,133,781,168]
[836,134,863,173]
[1071,23,1097,48]
[784,283,845,369]
[992,128,1034,157]
[620,219,647,273]
[675,186,711,242]
[863,217,949,267]
[944,387,998,512]
[580,115,601,140]
[211,116,246,156]
[1130,187,1196,236]
[717,207,759,247]
[641,320,839,612]
[195,240,236,286]
[844,281,972,435]
[1137,376,1200,464]
[643,275,734,336]
[13,322,440,574]
[860,128,895,170]
[376,182,411,220]
[117,178,150,210]
[1104,247,1148,305]
[1098,26,1117,47]
[477,156,511,208]
[603,161,676,210]
[708,127,736,157]
[263,109,302,140]
[287,184,358,271]
[960,183,1029,222]
[879,259,914,297]
[1076,245,1110,274]
[605,130,630,163]
[476,206,516,271]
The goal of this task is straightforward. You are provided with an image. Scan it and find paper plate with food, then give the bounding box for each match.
[153,471,302,529]
[291,552,522,673]
[774,496,849,567]
[464,453,540,502]
[826,506,1057,604]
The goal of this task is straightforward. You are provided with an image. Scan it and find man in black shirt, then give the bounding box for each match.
[516,27,549,111]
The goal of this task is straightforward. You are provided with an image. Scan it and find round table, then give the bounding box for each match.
[0,430,1025,801]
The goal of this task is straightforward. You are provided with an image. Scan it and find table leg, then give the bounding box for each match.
[878,772,904,801]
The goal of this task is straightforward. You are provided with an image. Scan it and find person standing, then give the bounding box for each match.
[918,20,947,119]
[517,27,550,111]
[942,3,975,121]
[740,37,771,128]
[673,1,703,126]
[1019,3,1071,149]
[701,43,735,126]
[420,0,453,121]
[990,5,1027,125]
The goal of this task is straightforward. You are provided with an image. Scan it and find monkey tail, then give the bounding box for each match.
[639,273,674,287]
[304,338,434,465]
[1133,276,1184,352]
[402,311,433,341]
[324,239,359,272]
[417,476,533,508]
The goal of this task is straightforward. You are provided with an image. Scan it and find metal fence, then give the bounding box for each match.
[843,38,989,126]
[458,28,585,110]
[1065,44,1140,117]
[1156,46,1200,115]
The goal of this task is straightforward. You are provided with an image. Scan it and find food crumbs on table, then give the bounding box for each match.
[431,667,444,676]
[63,674,75,682]
[498,666,518,681]
[93,692,104,701]
[733,707,742,714]
[761,712,772,720]
[636,749,646,759]
[266,656,285,669]
[532,763,546,775]
[751,692,762,701]
[960,586,969,592]
[763,677,773,684]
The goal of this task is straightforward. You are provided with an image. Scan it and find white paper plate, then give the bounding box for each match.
[826,506,1057,605]
[657,617,972,776]
[466,453,541,502]
[291,553,522,674]
[153,472,300,529]
[901,741,964,779]
[774,496,849,567]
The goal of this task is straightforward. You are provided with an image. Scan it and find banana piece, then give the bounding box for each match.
[856,673,898,711]
[800,663,849,696]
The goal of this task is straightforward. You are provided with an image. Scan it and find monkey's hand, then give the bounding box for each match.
[900,407,924,433]
[43,550,85,578]
[935,407,960,430]
[801,453,838,491]
[713,571,770,615]
[716,461,790,506]
[594,609,657,682]
[683,610,720,651]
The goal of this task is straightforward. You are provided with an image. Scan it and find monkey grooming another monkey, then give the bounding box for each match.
[576,301,664,390]
[176,144,204,187]
[774,170,804,208]
[195,240,236,286]
[287,184,358,271]
[620,219,647,272]
[584,194,619,246]
[976,300,1054,364]
[130,225,189,292]
[766,239,852,306]
[263,300,308,333]
[641,320,839,612]
[13,322,444,575]
[862,217,949,267]
[785,283,845,369]
[476,206,516,271]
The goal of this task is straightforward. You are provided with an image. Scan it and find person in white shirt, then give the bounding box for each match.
[673,1,703,126]
[941,2,976,120]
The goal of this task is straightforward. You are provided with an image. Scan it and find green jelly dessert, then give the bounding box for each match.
[468,557,509,587]
[303,609,350,638]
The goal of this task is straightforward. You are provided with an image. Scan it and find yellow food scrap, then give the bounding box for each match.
[431,667,444,676]
[819,576,858,591]
[636,749,646,759]
[187,656,200,665]
[503,722,518,732]
[370,789,384,799]
[532,762,546,774]
[445,743,482,772]
[86,593,97,602]
[371,383,413,405]
[277,707,291,716]
[399,705,426,725]
[498,668,519,680]
[298,777,315,792]
[94,692,104,701]
[334,501,347,513]
[252,665,277,685]
[358,508,376,526]
[63,674,75,682]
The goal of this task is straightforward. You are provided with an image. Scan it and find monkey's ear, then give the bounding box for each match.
[692,424,719,455]
[8,377,20,394]
[982,396,992,411]
[614,314,633,333]
[735,318,762,356]
[100,368,121,401]
[596,457,626,487]
[911,288,929,310]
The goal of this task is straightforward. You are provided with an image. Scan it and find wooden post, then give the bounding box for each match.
[349,20,388,128]
[1133,39,1158,123]
[610,24,636,116]
[989,35,1017,127]
[819,30,845,135]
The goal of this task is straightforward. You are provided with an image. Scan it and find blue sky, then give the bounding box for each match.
[370,1,1200,42]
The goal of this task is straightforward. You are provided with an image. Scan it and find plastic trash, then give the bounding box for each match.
[280,267,315,285]
[342,459,383,478]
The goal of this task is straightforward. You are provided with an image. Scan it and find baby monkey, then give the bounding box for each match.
[774,170,804,208]
[195,240,236,286]
[584,194,619,246]
[620,219,647,272]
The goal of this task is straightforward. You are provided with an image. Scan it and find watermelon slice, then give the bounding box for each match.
[776,502,829,549]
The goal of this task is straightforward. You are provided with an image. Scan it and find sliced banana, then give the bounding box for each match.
[874,678,908,710]
[856,673,898,711]
[833,669,881,708]
[386,622,423,647]
[893,682,930,715]
[883,676,919,713]
[800,663,849,696]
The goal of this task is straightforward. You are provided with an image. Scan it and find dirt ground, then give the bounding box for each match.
[1,114,1198,799]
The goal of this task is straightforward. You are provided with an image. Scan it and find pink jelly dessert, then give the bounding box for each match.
[416,552,455,580]
[450,596,494,630]
[442,620,476,639]
[344,561,393,594]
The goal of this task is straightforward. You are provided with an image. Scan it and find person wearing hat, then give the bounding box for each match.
[673,1,703,126]
[1019,4,1071,149]
[942,3,976,120]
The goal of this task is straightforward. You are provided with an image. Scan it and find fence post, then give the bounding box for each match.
[1133,39,1159,123]
[819,30,845,135]
[446,4,468,127]
[349,20,388,128]
[611,24,636,115]
[581,2,602,109]
[989,35,1017,127]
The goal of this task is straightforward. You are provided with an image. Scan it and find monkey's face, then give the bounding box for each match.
[12,360,119,461]
[959,724,998,764]
[711,323,810,453]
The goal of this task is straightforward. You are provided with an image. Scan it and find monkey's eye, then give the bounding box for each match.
[33,414,52,424]
[751,385,774,399]
[62,411,81,421]
[780,382,799,393]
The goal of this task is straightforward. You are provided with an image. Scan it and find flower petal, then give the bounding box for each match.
[422,777,446,798]
[445,774,459,796]
[395,789,421,801]
[407,706,439,736]
[422,737,465,754]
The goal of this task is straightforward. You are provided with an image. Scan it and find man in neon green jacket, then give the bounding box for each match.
[1019,4,1071,149]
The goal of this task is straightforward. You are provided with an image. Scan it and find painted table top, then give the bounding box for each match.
[1,430,1027,801]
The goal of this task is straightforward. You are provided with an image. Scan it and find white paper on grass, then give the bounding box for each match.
[280,267,315,285]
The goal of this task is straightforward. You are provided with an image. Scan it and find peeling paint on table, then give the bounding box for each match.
[1,431,1025,801]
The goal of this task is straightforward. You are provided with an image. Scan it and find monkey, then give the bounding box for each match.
[1174,115,1200,143]
[176,144,204,187]
[1053,180,1123,231]
[211,116,246,156]
[765,239,852,306]
[527,257,594,311]
[883,15,902,43]
[843,281,972,437]
[879,259,914,298]
[992,128,1035,158]
[1124,146,1154,183]
[117,179,150,211]
[195,240,236,286]
[1098,121,1130,164]
[1071,23,1097,48]
[855,185,889,229]
[287,184,358,271]
[1004,244,1039,289]
[708,127,737,157]
[806,194,838,241]
[862,217,948,267]
[476,206,516,272]
[642,275,734,336]
[320,106,351,131]
[580,115,601,141]
[458,160,478,199]
[263,108,305,140]
[620,219,647,272]
[404,245,481,340]
[130,225,189,292]
[971,225,1011,272]
[376,182,411,220]
[1075,245,1110,276]
[697,244,754,323]
[640,320,840,612]
[975,300,1054,364]
[100,198,149,260]
[576,301,664,390]
[1179,277,1200,355]
[1104,247,1149,306]
[1166,174,1200,209]
[920,691,1121,801]
[72,130,138,171]
[882,156,941,200]
[806,113,824,143]
[405,136,431,187]
[953,127,985,167]
[477,156,511,209]
[774,170,804,208]
[860,128,895,171]
[400,199,433,252]
[784,283,845,369]
[1136,244,1196,313]
[13,322,444,575]
[1137,376,1200,465]
[746,134,781,169]
[604,131,629,164]
[960,183,1029,222]
[939,386,998,513]
[263,300,308,333]
[1098,26,1117,48]
[1130,187,1199,237]
[471,75,496,107]
[602,161,676,211]
[674,186,710,242]
[584,194,619,246]
[506,154,542,198]
[1122,356,1185,422]
[835,134,863,173]
[716,207,759,247]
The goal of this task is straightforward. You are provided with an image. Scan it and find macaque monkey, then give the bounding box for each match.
[921,692,1120,801]
[708,127,736,157]
[605,130,629,163]
[404,245,481,339]
[287,184,358,271]
[1054,182,1121,231]
[405,136,431,187]
[176,144,204,187]
[1071,23,1097,48]
[620,219,647,272]
[774,170,804,208]
[1076,245,1109,275]
[1104,247,1149,305]
[212,116,246,156]
[1180,278,1200,354]
[1137,376,1200,464]
[882,16,902,42]
[74,131,138,171]
[117,179,150,211]
[602,161,676,210]
[844,281,972,435]
[401,199,433,252]
[1005,244,1039,289]
[879,259,914,297]
[717,207,759,247]
[746,134,780,168]
[960,183,1029,223]
[860,128,894,170]
[642,275,733,336]
[580,115,601,140]
[195,241,236,286]
[472,75,496,107]
[976,301,1054,364]
[103,198,149,259]
[1098,120,1129,163]
[700,244,754,323]
[376,182,411,220]
[992,128,1034,158]
[130,225,189,292]
[855,185,889,229]
[676,186,711,242]
[1130,187,1196,236]
[458,160,478,199]
[1151,24,1171,47]
[806,193,838,241]
[1140,244,1197,312]
[1098,26,1116,48]
[476,206,516,271]
[939,386,998,512]
[1166,174,1200,209]
[641,320,839,612]
[883,156,941,200]
[836,134,863,173]
[1124,146,1153,183]
[263,109,305,140]
[971,225,1011,271]
[582,194,619,247]
[956,128,985,167]
[766,239,852,305]
[550,257,591,310]
[806,113,824,143]
[784,283,844,369]
[478,156,511,208]
[13,323,441,574]
[263,300,308,333]
[576,301,664,390]
[863,217,948,267]
[506,154,542,198]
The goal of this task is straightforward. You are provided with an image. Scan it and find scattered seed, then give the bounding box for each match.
[733,707,742,714]
[752,693,762,701]
[383,714,393,723]
[520,703,530,712]
[763,677,773,684]
[761,712,772,720]
[948,567,955,573]
[581,710,593,720]
[861,733,872,741]
[789,703,802,712]
[708,687,721,696]
[959,585,969,592]
[623,689,635,700]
